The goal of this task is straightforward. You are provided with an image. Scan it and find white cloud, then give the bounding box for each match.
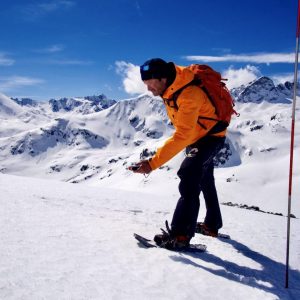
[0,76,44,91]
[222,65,261,89]
[115,61,147,95]
[184,53,295,64]
[114,60,293,94]
[271,73,295,85]
[0,53,14,66]
[36,44,65,53]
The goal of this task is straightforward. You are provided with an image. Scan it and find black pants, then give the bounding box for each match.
[171,136,225,237]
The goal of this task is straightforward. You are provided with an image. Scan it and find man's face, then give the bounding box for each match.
[143,78,167,96]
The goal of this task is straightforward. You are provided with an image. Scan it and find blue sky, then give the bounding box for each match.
[0,0,298,101]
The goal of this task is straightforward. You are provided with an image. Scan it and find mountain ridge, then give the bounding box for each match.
[0,77,299,215]
[6,76,298,112]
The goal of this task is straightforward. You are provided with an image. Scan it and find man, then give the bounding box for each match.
[128,58,226,250]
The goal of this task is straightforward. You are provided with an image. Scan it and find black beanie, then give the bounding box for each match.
[140,58,174,81]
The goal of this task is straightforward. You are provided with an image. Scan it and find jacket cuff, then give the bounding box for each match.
[148,158,159,171]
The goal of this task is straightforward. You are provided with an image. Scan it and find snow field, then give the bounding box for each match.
[0,174,299,300]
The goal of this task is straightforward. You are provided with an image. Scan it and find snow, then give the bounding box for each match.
[0,92,23,116]
[0,173,299,300]
[0,80,300,299]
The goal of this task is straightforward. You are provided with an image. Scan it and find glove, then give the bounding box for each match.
[128,160,152,174]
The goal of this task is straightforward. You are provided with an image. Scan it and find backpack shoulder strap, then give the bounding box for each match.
[163,80,198,111]
[164,79,220,130]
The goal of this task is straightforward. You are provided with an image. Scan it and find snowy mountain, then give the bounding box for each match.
[10,94,117,114]
[0,92,23,116]
[0,78,300,299]
[234,76,297,103]
[11,97,38,107]
[0,93,173,182]
[0,78,300,213]
[48,94,116,114]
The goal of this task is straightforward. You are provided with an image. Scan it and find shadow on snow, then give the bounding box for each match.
[169,238,300,300]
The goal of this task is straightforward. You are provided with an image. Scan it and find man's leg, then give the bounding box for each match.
[171,136,225,238]
[171,154,203,237]
[202,161,223,231]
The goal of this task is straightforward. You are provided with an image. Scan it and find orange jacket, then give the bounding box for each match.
[148,65,226,170]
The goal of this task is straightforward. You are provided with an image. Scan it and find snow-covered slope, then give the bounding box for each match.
[0,94,173,182]
[1,85,299,215]
[0,92,23,116]
[0,93,55,138]
[0,173,299,300]
[1,78,300,299]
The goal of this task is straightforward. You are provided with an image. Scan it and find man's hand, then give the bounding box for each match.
[128,160,152,174]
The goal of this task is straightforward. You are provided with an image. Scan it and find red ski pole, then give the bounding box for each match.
[285,0,300,289]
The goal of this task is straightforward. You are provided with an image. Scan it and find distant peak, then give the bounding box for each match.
[251,76,275,87]
[236,76,293,104]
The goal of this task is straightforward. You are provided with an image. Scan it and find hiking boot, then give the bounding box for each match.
[154,221,191,250]
[195,222,218,237]
[154,233,190,250]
